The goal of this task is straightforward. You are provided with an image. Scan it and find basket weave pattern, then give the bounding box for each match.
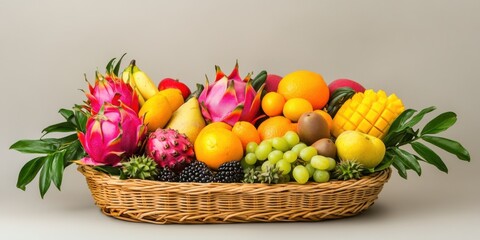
[78,164,391,224]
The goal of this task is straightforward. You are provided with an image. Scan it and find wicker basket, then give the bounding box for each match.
[77,164,391,224]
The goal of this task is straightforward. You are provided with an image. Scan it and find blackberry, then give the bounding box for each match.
[213,161,244,183]
[179,161,214,183]
[157,167,179,182]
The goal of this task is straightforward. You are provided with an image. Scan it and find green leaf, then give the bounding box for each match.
[42,121,76,134]
[392,155,407,179]
[16,157,46,191]
[10,139,58,154]
[389,109,416,132]
[39,155,54,198]
[374,153,394,172]
[94,166,122,176]
[392,148,422,176]
[64,140,85,163]
[59,109,74,120]
[422,135,470,161]
[113,53,127,76]
[74,107,88,132]
[411,142,448,173]
[421,112,457,135]
[405,106,436,128]
[383,109,417,144]
[51,150,66,190]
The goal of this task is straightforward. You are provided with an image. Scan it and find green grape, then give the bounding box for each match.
[327,157,337,171]
[272,137,290,152]
[261,161,274,172]
[313,170,330,183]
[299,146,317,162]
[246,142,258,153]
[244,152,257,165]
[263,138,273,145]
[283,131,300,148]
[291,143,307,155]
[268,150,284,164]
[255,142,272,161]
[310,155,330,170]
[292,165,309,184]
[259,140,273,149]
[283,150,298,163]
[305,163,315,178]
[276,159,291,175]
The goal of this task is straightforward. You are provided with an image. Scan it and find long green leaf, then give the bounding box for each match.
[51,150,66,190]
[113,53,127,76]
[58,109,74,120]
[405,106,436,128]
[374,153,394,172]
[422,136,470,161]
[411,142,448,173]
[16,157,46,191]
[392,156,407,179]
[393,147,422,176]
[64,140,85,163]
[10,139,58,154]
[383,109,416,143]
[42,121,76,134]
[421,112,457,135]
[389,109,416,132]
[74,108,88,132]
[39,155,54,198]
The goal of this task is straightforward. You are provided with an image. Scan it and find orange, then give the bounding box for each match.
[291,123,298,133]
[277,70,329,110]
[261,92,285,117]
[283,98,313,122]
[257,116,295,140]
[232,121,261,150]
[202,121,233,131]
[194,127,244,170]
[314,110,333,130]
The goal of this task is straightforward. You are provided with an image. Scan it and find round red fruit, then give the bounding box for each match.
[158,78,191,100]
[328,79,365,97]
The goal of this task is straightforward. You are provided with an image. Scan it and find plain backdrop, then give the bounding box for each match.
[1,0,479,239]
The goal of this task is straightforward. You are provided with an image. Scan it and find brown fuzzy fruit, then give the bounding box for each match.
[311,138,337,158]
[297,112,330,145]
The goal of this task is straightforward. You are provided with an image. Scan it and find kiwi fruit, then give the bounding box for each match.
[297,112,330,145]
[311,138,337,158]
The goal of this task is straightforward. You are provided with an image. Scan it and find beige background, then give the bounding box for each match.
[1,0,479,239]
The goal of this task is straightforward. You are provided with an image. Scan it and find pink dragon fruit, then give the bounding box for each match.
[198,62,264,126]
[146,128,194,172]
[78,104,146,166]
[85,72,139,113]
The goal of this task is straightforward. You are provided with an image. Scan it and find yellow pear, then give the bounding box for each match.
[165,97,206,143]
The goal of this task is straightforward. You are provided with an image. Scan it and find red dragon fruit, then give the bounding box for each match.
[146,128,194,173]
[85,72,139,113]
[198,62,264,126]
[77,104,146,166]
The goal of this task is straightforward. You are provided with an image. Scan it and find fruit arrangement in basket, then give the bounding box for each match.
[10,55,470,199]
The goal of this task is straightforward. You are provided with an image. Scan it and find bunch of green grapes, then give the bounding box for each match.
[242,131,337,184]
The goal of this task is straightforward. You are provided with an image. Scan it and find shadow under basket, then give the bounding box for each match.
[77,164,391,224]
